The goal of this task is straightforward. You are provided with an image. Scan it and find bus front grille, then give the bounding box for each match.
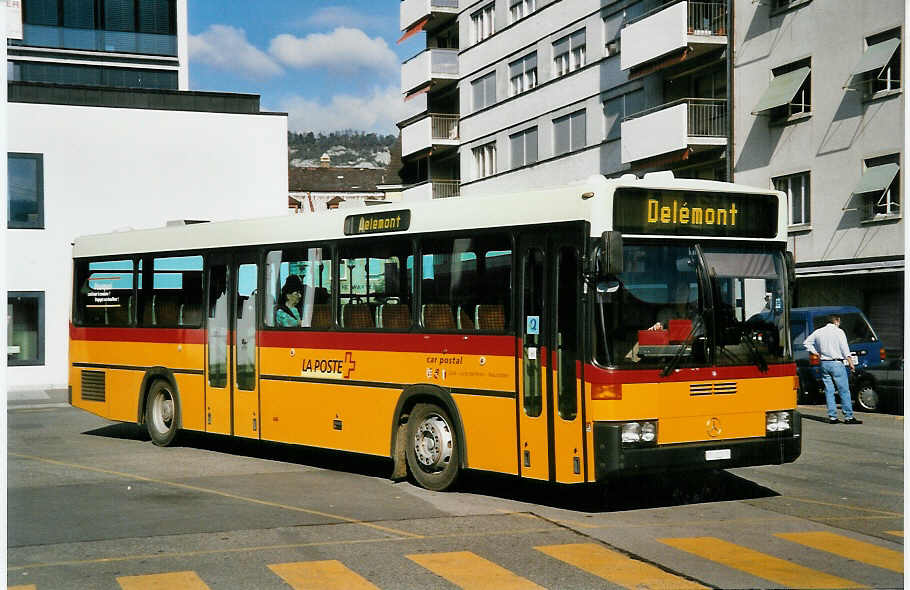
[690,382,737,396]
[81,370,106,402]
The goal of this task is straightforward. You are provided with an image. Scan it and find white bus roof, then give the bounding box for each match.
[73,174,786,259]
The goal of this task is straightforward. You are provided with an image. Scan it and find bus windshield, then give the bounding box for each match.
[595,242,791,370]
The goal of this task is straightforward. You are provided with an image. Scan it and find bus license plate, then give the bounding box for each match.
[705,449,731,461]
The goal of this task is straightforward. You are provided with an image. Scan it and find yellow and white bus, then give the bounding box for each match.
[70,173,800,491]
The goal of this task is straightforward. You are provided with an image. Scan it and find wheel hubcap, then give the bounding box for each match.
[413,414,453,472]
[152,390,174,432]
[859,388,878,410]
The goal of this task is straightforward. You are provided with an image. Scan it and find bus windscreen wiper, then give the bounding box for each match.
[660,314,703,377]
[739,325,769,373]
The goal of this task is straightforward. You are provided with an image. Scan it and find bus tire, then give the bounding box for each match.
[406,403,460,491]
[145,379,180,446]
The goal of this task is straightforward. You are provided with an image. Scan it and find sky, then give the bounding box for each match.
[187,1,415,136]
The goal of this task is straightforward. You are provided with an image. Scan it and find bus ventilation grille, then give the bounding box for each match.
[81,370,106,402]
[689,382,737,396]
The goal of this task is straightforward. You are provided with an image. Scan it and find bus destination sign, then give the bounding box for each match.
[613,188,778,238]
[344,210,411,236]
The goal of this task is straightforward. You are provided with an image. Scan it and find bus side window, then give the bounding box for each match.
[265,247,333,329]
[141,255,203,328]
[75,258,136,326]
[339,239,413,331]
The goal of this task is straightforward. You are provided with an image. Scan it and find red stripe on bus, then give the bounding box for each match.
[259,330,516,355]
[584,362,796,384]
[70,325,206,345]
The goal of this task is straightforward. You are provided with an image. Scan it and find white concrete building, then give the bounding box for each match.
[6,0,288,391]
[397,0,904,352]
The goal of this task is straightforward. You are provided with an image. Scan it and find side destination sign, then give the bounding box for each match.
[344,210,411,236]
[613,188,778,238]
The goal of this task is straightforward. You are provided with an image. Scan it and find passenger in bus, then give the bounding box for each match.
[275,275,303,327]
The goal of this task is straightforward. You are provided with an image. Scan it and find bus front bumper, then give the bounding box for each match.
[592,413,802,481]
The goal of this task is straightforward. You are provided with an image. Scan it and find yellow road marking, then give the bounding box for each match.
[117,571,210,590]
[777,531,903,573]
[9,585,38,590]
[8,526,557,571]
[268,560,380,590]
[660,536,866,589]
[9,452,418,539]
[536,543,707,590]
[407,551,544,590]
[885,530,903,537]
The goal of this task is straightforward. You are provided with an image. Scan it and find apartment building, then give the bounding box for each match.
[6,0,288,391]
[733,0,904,351]
[398,0,904,352]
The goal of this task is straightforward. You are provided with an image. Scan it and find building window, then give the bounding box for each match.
[473,142,497,179]
[773,172,811,226]
[603,13,622,56]
[859,30,901,99]
[472,71,497,111]
[509,52,537,96]
[554,109,586,155]
[603,89,644,140]
[8,291,45,366]
[858,154,901,220]
[509,0,535,23]
[553,29,586,77]
[8,153,44,229]
[10,61,178,89]
[471,3,495,44]
[510,127,538,169]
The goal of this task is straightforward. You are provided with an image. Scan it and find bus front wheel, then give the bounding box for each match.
[406,403,459,491]
[145,380,180,446]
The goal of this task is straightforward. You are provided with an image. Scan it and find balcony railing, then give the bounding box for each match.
[432,180,460,198]
[688,2,726,36]
[431,114,459,140]
[687,98,727,136]
[431,49,458,75]
[432,0,459,8]
[10,24,177,56]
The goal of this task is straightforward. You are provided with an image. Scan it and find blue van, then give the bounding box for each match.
[791,306,886,408]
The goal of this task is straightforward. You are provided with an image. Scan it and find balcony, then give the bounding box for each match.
[621,98,727,164]
[10,24,177,57]
[620,1,726,74]
[402,113,459,157]
[401,0,458,35]
[401,48,458,95]
[402,180,461,201]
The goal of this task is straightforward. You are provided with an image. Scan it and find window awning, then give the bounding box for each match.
[398,16,429,44]
[404,82,432,101]
[852,163,899,194]
[851,38,900,76]
[751,67,810,114]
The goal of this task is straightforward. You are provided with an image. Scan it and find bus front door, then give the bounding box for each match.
[519,228,585,483]
[204,259,231,435]
[232,255,261,439]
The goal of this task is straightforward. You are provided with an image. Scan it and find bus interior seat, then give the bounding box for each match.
[155,294,181,326]
[106,297,132,325]
[379,303,410,330]
[180,302,202,326]
[476,304,505,331]
[308,304,332,329]
[342,303,374,329]
[141,295,156,326]
[457,305,475,331]
[422,304,457,330]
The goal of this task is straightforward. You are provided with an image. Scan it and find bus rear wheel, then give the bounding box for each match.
[146,379,179,446]
[405,403,459,491]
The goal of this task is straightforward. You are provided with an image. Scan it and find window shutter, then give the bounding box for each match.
[509,60,522,79]
[526,127,538,164]
[24,0,58,26]
[571,29,586,50]
[484,73,496,106]
[554,115,569,155]
[139,0,170,34]
[510,133,524,168]
[526,52,537,70]
[105,0,135,32]
[63,0,95,28]
[553,36,569,57]
[571,111,586,150]
[472,78,484,110]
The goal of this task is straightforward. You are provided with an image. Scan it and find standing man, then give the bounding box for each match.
[803,314,863,424]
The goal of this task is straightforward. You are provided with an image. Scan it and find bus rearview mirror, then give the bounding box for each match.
[600,231,623,275]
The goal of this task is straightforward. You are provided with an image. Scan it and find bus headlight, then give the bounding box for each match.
[621,421,658,447]
[766,411,792,433]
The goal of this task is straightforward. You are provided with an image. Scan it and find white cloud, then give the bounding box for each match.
[189,25,282,79]
[269,28,398,74]
[277,86,405,135]
[305,6,372,30]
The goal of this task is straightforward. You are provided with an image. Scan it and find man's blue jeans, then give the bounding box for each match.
[820,360,854,420]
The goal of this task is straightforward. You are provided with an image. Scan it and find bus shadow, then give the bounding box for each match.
[82,424,394,479]
[454,469,779,512]
[83,424,778,511]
